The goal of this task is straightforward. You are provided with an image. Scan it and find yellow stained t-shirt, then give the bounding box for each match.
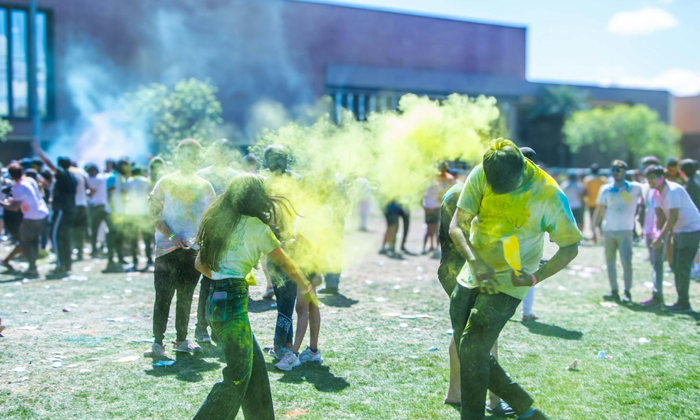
[456,161,583,300]
[210,216,281,281]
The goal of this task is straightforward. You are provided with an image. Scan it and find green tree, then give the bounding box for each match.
[529,85,589,119]
[563,104,680,165]
[122,78,223,152]
[0,117,12,141]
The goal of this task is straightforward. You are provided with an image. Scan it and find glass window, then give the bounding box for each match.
[0,10,8,115]
[36,12,47,117]
[11,9,27,117]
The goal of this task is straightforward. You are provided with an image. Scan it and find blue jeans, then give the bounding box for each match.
[646,236,666,299]
[193,279,275,420]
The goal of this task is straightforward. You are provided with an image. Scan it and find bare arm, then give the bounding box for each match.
[448,207,497,293]
[31,138,57,172]
[594,205,605,229]
[511,243,579,287]
[653,208,678,248]
[267,247,319,305]
[0,198,21,211]
[195,252,213,278]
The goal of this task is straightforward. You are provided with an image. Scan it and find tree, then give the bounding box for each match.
[528,85,589,120]
[0,117,12,141]
[563,104,680,165]
[121,78,223,153]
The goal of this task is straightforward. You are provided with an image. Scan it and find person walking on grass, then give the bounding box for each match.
[192,173,318,420]
[595,160,644,303]
[645,165,700,313]
[449,139,582,420]
[144,139,216,358]
[0,163,49,278]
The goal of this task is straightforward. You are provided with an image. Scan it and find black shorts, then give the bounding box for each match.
[425,208,440,225]
[384,202,402,227]
[572,207,584,226]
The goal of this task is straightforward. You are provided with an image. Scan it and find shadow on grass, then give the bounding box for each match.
[621,301,700,321]
[319,293,359,308]
[270,361,350,392]
[145,353,222,382]
[248,298,277,313]
[519,321,583,340]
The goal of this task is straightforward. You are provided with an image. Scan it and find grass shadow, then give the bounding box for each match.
[270,362,350,393]
[145,353,222,383]
[519,321,583,340]
[319,294,359,308]
[621,302,700,321]
[248,297,277,313]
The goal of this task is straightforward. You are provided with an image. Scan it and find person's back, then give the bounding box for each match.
[583,174,606,209]
[53,165,77,212]
[196,165,239,196]
[124,175,151,216]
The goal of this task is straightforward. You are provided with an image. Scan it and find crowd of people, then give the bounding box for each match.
[2,134,700,420]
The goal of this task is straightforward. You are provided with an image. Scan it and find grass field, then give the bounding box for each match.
[1,212,700,420]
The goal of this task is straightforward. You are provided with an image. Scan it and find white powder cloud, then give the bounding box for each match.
[607,7,678,35]
[604,68,700,97]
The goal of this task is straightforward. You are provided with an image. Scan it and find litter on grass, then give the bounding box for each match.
[445,329,454,336]
[600,302,618,308]
[52,362,62,368]
[12,367,26,373]
[18,325,39,330]
[566,359,578,371]
[115,355,140,363]
[399,323,408,328]
[152,360,176,367]
[428,346,439,351]
[638,337,651,344]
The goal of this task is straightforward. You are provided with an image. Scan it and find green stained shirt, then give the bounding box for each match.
[456,161,583,300]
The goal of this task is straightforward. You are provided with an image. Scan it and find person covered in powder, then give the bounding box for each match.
[518,146,540,322]
[123,167,154,271]
[449,139,581,420]
[32,139,78,278]
[438,173,514,417]
[194,139,240,343]
[0,163,50,278]
[144,139,216,358]
[261,144,304,362]
[192,173,318,420]
[638,156,665,307]
[594,160,644,303]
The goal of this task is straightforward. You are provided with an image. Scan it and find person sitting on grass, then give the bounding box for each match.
[449,139,582,420]
[192,173,318,420]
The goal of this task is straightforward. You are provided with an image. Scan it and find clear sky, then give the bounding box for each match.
[301,0,700,96]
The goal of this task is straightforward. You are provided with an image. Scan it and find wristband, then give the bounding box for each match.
[531,274,537,287]
[169,233,176,241]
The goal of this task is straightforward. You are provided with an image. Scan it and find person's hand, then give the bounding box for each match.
[511,270,535,288]
[651,238,664,249]
[470,258,498,294]
[301,284,320,306]
[170,234,188,248]
[478,278,500,295]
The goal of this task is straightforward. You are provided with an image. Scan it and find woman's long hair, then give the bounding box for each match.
[196,173,293,271]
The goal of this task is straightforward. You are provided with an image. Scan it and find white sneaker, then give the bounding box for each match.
[268,347,290,360]
[262,287,275,300]
[144,343,167,358]
[298,347,323,364]
[172,340,202,354]
[275,351,301,371]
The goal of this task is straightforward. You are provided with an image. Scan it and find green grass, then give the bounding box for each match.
[1,217,700,420]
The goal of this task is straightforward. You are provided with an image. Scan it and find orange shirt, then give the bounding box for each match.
[582,175,607,208]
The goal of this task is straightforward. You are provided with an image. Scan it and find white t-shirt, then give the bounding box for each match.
[655,181,700,233]
[560,180,584,209]
[12,176,49,220]
[150,172,216,258]
[642,183,659,235]
[597,181,644,232]
[196,166,239,196]
[87,173,110,209]
[209,216,281,280]
[71,168,88,207]
[124,176,151,216]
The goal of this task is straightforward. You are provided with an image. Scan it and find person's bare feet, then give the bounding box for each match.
[444,391,461,405]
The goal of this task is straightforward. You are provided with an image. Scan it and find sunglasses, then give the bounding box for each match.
[612,167,626,173]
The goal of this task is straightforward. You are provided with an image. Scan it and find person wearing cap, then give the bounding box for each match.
[0,163,49,277]
[144,139,216,358]
[449,139,582,420]
[595,160,644,303]
[32,139,77,277]
[644,165,700,313]
[583,163,607,243]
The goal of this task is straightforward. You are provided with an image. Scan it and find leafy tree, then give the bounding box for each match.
[122,78,223,153]
[563,104,680,164]
[529,85,589,119]
[0,117,12,141]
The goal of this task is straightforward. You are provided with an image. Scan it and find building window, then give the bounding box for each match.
[0,6,51,119]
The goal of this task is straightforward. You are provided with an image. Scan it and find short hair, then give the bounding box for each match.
[177,138,202,150]
[590,163,600,175]
[24,168,38,180]
[644,164,665,178]
[7,163,23,180]
[611,160,628,170]
[482,139,524,194]
[641,156,659,167]
[680,159,698,177]
[520,147,537,161]
[264,144,287,159]
[57,156,72,170]
[568,172,578,181]
[84,163,98,173]
[41,169,53,182]
[243,155,257,165]
[666,157,679,168]
[132,167,143,177]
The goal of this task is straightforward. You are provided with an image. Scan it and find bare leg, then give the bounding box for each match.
[308,298,321,350]
[293,290,309,353]
[445,336,461,404]
[489,341,502,408]
[383,225,398,250]
[2,244,23,265]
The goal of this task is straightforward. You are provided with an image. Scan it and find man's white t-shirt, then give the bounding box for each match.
[150,172,216,258]
[642,182,659,235]
[71,168,88,207]
[196,166,239,196]
[655,181,700,233]
[597,181,644,231]
[124,176,151,216]
[87,173,110,210]
[13,177,49,220]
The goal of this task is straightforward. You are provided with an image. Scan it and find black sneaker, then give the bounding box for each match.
[665,302,693,314]
[487,401,516,417]
[621,291,632,303]
[528,409,550,420]
[45,269,69,280]
[317,287,339,295]
[102,262,124,273]
[603,291,620,302]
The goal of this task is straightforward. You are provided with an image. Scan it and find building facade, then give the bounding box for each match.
[0,0,674,167]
